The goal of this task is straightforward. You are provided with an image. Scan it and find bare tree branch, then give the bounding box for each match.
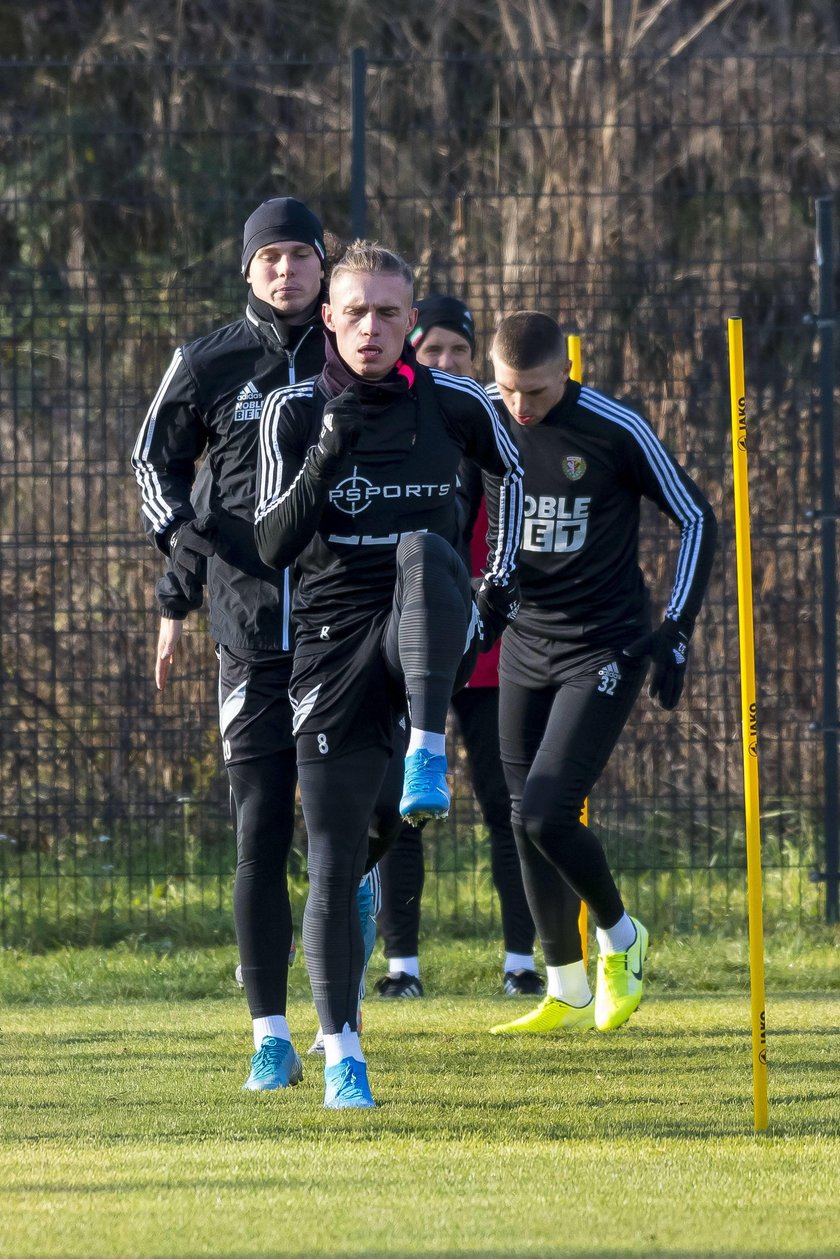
[655,0,742,69]
[628,0,681,51]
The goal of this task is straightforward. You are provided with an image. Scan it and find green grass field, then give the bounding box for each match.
[1,937,839,1259]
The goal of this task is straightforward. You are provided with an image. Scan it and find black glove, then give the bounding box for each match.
[168,514,219,589]
[623,619,691,711]
[311,385,364,478]
[474,576,521,653]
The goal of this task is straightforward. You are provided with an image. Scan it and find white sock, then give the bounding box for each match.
[389,956,420,978]
[406,728,446,757]
[323,1023,364,1068]
[252,1015,290,1051]
[596,913,636,956]
[546,961,592,1006]
[504,952,536,974]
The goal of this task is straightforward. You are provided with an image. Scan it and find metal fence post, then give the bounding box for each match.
[815,194,838,923]
[351,47,367,238]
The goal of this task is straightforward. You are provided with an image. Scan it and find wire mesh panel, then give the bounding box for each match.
[360,51,834,934]
[0,51,837,946]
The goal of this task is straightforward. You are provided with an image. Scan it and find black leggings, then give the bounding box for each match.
[229,750,298,1019]
[383,531,477,731]
[299,746,403,1034]
[300,532,475,1033]
[498,659,645,966]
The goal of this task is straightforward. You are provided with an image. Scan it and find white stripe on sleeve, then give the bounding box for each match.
[131,350,185,532]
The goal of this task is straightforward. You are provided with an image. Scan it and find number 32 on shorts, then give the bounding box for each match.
[597,661,621,696]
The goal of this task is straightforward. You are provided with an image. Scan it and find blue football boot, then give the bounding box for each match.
[242,1036,303,1091]
[323,1056,376,1109]
[399,749,450,823]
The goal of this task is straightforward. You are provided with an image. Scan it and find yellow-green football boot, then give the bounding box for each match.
[490,994,595,1035]
[595,917,649,1031]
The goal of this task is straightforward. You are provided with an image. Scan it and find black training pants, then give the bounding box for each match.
[298,532,476,1033]
[218,645,297,1021]
[229,751,298,1018]
[498,651,646,966]
[299,745,403,1034]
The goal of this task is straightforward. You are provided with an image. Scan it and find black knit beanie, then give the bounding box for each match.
[241,197,325,276]
[408,294,476,357]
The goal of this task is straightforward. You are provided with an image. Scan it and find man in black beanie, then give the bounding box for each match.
[132,197,380,1093]
[409,293,477,369]
[240,196,326,299]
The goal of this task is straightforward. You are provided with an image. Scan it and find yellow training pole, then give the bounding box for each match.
[728,316,769,1133]
[568,333,582,384]
[568,332,589,965]
[578,802,589,967]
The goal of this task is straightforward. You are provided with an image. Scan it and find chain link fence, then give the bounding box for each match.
[0,51,837,946]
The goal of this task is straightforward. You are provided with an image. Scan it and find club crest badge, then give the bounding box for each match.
[563,455,587,482]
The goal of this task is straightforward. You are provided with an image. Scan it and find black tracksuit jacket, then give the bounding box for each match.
[131,305,326,651]
[254,365,523,644]
[484,380,717,647]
